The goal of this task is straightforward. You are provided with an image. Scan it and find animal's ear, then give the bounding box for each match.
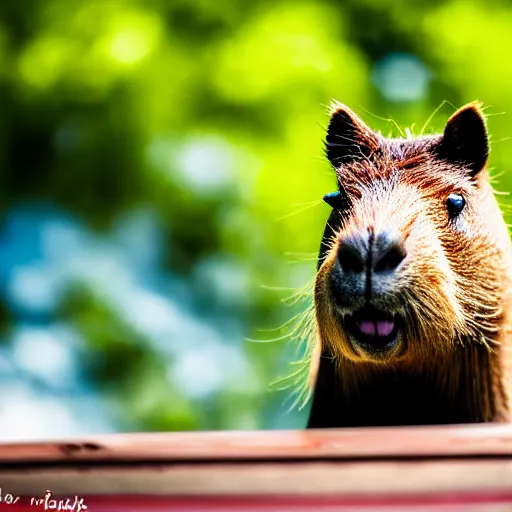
[325,101,380,169]
[436,102,489,176]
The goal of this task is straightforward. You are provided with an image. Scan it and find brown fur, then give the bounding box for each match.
[308,101,512,427]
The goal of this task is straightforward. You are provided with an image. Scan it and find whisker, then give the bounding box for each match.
[274,200,323,223]
[420,100,455,136]
[358,106,406,139]
[245,333,295,343]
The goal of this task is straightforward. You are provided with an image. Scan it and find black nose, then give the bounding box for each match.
[337,230,406,274]
[337,232,368,273]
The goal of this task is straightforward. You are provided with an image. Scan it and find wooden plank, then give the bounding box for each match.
[0,424,510,465]
[0,493,512,512]
[0,426,510,511]
[0,460,511,496]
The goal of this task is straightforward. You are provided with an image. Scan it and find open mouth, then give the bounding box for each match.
[343,306,403,352]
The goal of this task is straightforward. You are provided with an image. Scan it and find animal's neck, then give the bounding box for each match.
[307,342,509,428]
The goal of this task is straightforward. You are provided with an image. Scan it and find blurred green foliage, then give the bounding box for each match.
[1,0,512,435]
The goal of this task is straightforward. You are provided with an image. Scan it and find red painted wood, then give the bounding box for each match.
[0,424,510,464]
[1,492,512,511]
[0,426,510,510]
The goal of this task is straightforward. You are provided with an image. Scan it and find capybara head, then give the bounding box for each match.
[314,101,512,369]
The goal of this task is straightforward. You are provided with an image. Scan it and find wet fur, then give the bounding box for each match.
[307,101,512,428]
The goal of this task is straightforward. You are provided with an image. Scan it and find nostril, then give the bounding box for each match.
[337,241,366,273]
[374,243,406,273]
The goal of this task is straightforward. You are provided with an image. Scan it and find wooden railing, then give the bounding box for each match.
[0,424,511,510]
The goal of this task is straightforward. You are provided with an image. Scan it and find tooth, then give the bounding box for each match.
[358,321,376,336]
[377,320,394,337]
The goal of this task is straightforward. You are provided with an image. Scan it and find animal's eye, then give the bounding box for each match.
[446,193,465,216]
[323,190,346,209]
